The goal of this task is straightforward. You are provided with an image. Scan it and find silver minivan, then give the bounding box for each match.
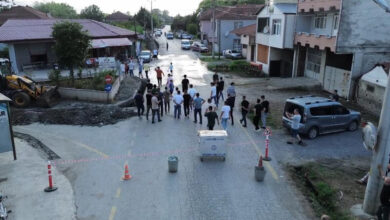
[181,40,191,50]
[282,96,361,139]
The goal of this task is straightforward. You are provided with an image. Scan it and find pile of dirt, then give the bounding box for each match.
[287,159,368,220]
[11,104,136,126]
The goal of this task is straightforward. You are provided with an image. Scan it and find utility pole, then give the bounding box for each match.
[362,0,390,215]
[150,0,154,36]
[212,0,216,59]
[218,18,221,60]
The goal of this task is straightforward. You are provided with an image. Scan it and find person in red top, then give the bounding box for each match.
[155,66,165,87]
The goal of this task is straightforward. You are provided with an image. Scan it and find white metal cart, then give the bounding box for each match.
[198,130,228,161]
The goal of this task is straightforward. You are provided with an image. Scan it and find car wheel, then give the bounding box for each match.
[348,121,358,131]
[308,127,319,139]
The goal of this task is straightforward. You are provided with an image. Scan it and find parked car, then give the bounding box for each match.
[191,42,209,53]
[166,32,174,39]
[175,31,184,38]
[181,33,193,40]
[223,49,243,59]
[138,50,152,63]
[154,30,162,37]
[282,96,361,139]
[181,40,191,50]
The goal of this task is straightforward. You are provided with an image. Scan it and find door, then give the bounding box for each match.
[330,105,350,130]
[269,60,281,77]
[250,45,255,61]
[309,106,333,133]
[296,46,306,77]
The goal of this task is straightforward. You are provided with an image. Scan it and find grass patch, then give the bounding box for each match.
[247,111,281,129]
[289,162,365,220]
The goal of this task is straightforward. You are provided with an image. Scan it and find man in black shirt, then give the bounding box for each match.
[332,89,339,102]
[253,99,262,131]
[377,165,390,220]
[146,79,153,92]
[260,95,269,129]
[134,90,144,118]
[183,90,191,118]
[217,77,225,103]
[213,72,219,84]
[240,96,249,127]
[182,75,189,92]
[226,94,235,125]
[145,91,153,120]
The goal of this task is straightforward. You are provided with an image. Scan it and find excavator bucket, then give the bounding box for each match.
[36,86,60,108]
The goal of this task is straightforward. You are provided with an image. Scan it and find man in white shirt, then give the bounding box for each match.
[151,94,162,123]
[169,62,173,74]
[210,82,218,107]
[285,109,304,145]
[188,84,197,111]
[220,101,231,130]
[173,91,184,119]
[129,60,135,77]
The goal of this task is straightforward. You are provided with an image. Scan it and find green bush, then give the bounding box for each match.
[229,60,250,71]
[315,181,335,210]
[48,69,62,86]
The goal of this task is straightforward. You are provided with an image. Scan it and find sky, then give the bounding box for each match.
[15,0,203,16]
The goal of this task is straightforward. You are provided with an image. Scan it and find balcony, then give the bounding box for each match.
[297,0,341,13]
[295,32,336,52]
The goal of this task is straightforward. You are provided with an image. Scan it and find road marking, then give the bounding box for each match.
[115,188,121,198]
[236,119,279,181]
[108,206,117,220]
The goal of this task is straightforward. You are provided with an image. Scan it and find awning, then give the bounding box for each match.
[91,38,132,49]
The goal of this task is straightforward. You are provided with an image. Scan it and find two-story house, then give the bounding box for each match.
[255,0,297,77]
[293,0,390,98]
[199,5,264,53]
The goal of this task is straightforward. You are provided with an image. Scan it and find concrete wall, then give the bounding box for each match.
[357,80,385,117]
[200,20,213,41]
[218,19,256,52]
[337,0,390,54]
[58,74,123,103]
[12,42,55,73]
[284,14,296,48]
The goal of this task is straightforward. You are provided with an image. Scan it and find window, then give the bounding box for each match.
[307,48,322,73]
[314,14,327,29]
[272,19,281,35]
[331,105,349,115]
[310,106,331,116]
[367,84,375,92]
[243,44,248,49]
[333,15,339,30]
[233,39,242,52]
[234,21,243,30]
[257,18,269,33]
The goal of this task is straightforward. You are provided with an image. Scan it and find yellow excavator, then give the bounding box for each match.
[0,60,59,108]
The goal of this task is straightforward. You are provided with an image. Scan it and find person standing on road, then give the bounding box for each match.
[138,59,144,78]
[285,109,304,145]
[166,42,169,51]
[166,74,173,87]
[181,75,189,92]
[155,66,165,87]
[217,77,225,103]
[153,49,158,59]
[253,99,262,131]
[183,90,191,118]
[163,87,171,114]
[168,79,174,94]
[169,62,174,74]
[377,165,390,220]
[134,90,144,118]
[188,84,197,111]
[205,106,219,130]
[145,90,153,121]
[173,90,183,119]
[227,82,236,98]
[212,72,219,84]
[158,88,164,117]
[260,95,269,129]
[240,96,249,127]
[205,98,216,113]
[210,82,218,107]
[332,89,339,102]
[193,93,205,124]
[220,101,231,130]
[129,60,135,77]
[226,94,235,125]
[144,63,150,79]
[151,94,162,123]
[125,62,129,76]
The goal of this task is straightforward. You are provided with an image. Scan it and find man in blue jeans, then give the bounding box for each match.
[173,90,183,119]
[193,93,205,124]
[210,82,218,107]
[220,101,231,130]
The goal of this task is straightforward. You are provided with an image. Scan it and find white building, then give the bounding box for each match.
[255,1,297,77]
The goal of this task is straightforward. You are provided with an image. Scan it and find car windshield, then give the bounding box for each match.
[182,42,190,45]
[140,52,150,56]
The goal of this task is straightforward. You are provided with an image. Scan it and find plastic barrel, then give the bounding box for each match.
[168,156,178,173]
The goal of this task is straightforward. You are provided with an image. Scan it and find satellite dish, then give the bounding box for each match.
[362,122,378,150]
[373,0,390,12]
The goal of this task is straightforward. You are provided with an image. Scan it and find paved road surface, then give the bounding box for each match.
[15,27,316,220]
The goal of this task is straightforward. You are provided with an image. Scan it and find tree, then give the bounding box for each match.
[80,4,104,21]
[52,22,90,84]
[134,7,161,30]
[34,2,78,19]
[186,23,198,35]
[197,0,265,13]
[0,0,14,12]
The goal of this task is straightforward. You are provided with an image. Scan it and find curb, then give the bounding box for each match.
[13,132,60,160]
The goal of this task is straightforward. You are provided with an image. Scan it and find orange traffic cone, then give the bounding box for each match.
[122,164,132,180]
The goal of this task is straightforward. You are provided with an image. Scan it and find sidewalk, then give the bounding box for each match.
[0,138,76,220]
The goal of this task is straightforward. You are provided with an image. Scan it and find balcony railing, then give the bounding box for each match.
[295,32,336,52]
[297,0,341,13]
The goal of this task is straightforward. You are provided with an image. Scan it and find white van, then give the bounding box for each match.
[181,40,191,50]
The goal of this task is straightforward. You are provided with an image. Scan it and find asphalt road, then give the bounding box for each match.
[12,26,370,220]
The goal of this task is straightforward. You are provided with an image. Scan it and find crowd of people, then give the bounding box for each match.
[133,67,271,132]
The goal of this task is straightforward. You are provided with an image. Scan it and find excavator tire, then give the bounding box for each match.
[12,91,31,108]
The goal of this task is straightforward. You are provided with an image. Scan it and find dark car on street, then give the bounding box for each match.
[191,42,209,53]
[181,33,193,40]
[166,32,174,39]
[282,96,361,139]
